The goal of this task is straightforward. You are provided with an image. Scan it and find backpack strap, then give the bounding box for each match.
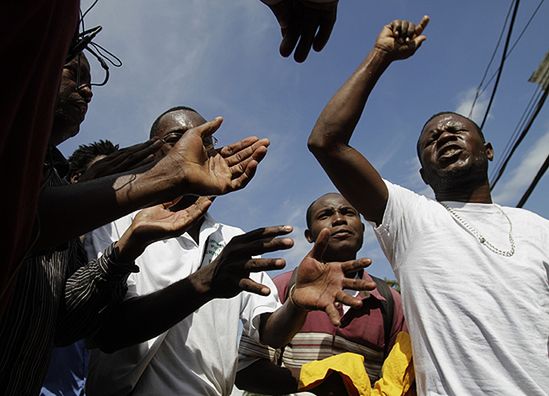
[370,275,395,357]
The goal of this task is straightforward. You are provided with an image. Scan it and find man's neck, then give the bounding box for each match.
[434,179,493,204]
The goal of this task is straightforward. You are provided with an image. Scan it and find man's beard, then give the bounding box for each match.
[430,153,489,192]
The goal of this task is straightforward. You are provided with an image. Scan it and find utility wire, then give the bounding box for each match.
[490,85,543,181]
[516,154,549,207]
[478,0,545,98]
[479,0,521,129]
[490,88,548,190]
[468,2,514,118]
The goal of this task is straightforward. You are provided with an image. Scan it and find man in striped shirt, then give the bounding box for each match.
[236,193,406,395]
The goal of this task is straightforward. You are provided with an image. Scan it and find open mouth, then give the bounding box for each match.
[437,144,463,162]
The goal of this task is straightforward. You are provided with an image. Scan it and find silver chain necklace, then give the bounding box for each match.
[440,202,515,257]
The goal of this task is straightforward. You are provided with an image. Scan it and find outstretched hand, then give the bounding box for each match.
[115,197,213,262]
[375,16,430,61]
[265,0,338,63]
[78,139,162,182]
[190,225,294,299]
[291,228,376,326]
[160,117,269,196]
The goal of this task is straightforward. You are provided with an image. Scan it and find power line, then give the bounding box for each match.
[490,88,548,190]
[478,0,545,98]
[490,85,543,181]
[516,154,549,207]
[468,1,514,118]
[479,0,521,129]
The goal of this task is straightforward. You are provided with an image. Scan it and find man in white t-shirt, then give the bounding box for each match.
[307,16,549,395]
[84,106,376,396]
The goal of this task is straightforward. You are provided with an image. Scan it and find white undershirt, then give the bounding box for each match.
[374,180,549,395]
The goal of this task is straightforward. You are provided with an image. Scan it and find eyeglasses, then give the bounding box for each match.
[69,26,123,88]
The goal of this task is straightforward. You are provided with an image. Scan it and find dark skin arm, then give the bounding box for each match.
[35,117,269,251]
[236,229,375,394]
[307,17,429,225]
[75,139,160,183]
[260,228,375,348]
[93,225,293,352]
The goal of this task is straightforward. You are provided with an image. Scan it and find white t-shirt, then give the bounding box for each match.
[85,213,281,396]
[374,180,549,395]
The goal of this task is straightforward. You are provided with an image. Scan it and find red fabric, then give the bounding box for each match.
[0,0,79,313]
[274,270,406,349]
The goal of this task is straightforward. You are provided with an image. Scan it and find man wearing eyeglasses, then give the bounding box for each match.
[0,47,275,394]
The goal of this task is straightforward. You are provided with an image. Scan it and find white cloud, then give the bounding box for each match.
[493,128,549,205]
[455,87,489,125]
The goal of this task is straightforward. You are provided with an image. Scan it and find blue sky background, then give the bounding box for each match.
[61,0,549,281]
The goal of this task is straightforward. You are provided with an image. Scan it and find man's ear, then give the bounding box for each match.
[304,229,314,243]
[485,142,494,161]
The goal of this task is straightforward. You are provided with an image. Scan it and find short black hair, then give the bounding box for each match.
[417,111,486,158]
[67,139,119,180]
[149,106,198,138]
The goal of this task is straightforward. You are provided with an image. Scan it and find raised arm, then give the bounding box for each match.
[308,17,429,224]
[35,118,269,251]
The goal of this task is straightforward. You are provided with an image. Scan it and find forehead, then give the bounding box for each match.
[156,110,206,139]
[421,113,477,138]
[310,193,353,213]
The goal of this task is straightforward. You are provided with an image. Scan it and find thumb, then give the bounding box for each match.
[193,116,224,140]
[413,34,427,48]
[307,228,330,261]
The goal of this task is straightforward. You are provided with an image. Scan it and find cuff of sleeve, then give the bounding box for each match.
[98,243,140,276]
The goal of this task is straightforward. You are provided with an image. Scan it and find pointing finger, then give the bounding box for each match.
[415,15,430,35]
[307,228,330,261]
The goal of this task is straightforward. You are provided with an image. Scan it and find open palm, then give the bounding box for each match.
[291,228,376,326]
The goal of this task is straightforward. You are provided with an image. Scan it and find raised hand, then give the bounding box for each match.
[115,197,212,262]
[265,0,338,63]
[375,16,430,61]
[78,139,162,182]
[159,117,269,196]
[190,225,294,299]
[291,228,376,326]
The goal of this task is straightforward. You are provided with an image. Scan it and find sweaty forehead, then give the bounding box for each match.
[423,114,470,135]
[311,193,351,213]
[156,110,206,139]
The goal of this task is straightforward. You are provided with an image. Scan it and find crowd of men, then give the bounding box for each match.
[2,1,548,395]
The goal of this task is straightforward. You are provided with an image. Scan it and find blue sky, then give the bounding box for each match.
[61,0,549,281]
